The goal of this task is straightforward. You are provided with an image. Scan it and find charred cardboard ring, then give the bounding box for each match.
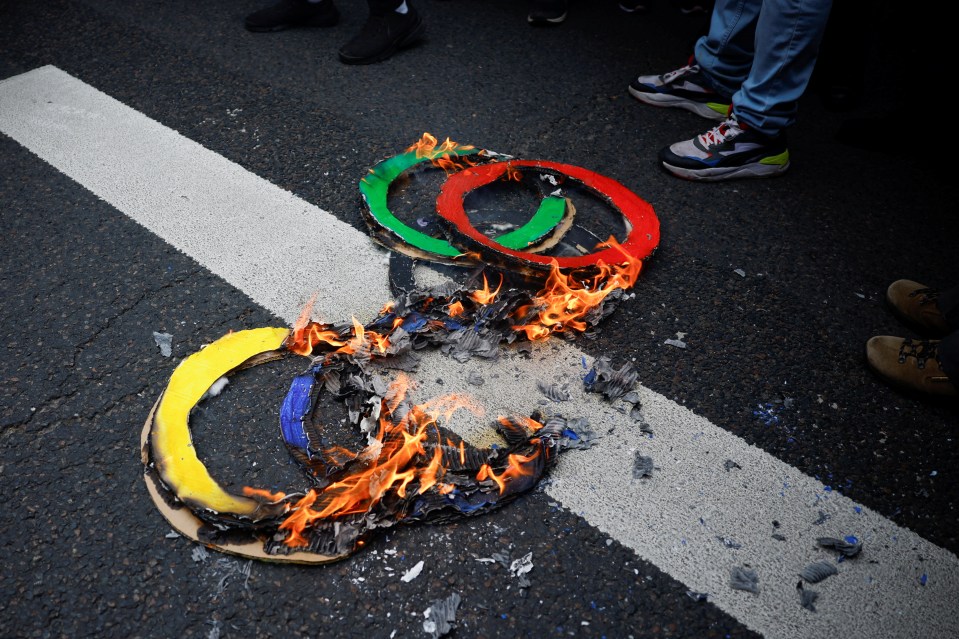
[141,327,347,563]
[360,149,575,264]
[436,160,660,274]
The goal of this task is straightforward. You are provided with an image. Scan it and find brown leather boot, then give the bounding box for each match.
[886,280,950,337]
[866,336,957,397]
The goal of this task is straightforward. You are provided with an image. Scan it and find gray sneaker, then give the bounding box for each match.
[659,115,791,181]
[629,61,730,120]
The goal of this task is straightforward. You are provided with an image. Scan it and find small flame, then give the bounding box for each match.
[511,237,642,341]
[470,274,503,305]
[242,486,287,502]
[405,132,476,174]
[498,415,543,432]
[447,300,465,317]
[476,450,540,495]
[277,376,485,547]
[504,163,523,182]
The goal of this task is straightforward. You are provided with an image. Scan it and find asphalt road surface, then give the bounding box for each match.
[1,2,957,638]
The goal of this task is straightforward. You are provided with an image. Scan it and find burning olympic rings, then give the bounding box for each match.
[142,136,660,564]
[360,142,660,273]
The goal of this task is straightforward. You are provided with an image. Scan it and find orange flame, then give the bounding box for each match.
[447,300,465,317]
[406,132,476,174]
[504,163,523,182]
[512,237,642,341]
[476,450,541,495]
[242,486,287,502]
[498,415,544,432]
[470,274,503,305]
[277,376,486,547]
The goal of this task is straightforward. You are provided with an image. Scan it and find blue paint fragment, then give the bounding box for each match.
[562,429,580,440]
[844,535,859,545]
[583,368,597,385]
[401,313,427,331]
[280,374,315,452]
[752,402,781,425]
[823,485,833,493]
[854,506,862,514]
[581,356,588,369]
[370,312,397,328]
[920,574,928,586]
[501,614,508,620]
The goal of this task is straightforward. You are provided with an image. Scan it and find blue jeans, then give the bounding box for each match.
[694,0,833,135]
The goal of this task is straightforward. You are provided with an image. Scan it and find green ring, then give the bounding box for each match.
[360,149,568,260]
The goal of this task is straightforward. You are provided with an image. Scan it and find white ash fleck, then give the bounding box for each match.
[153,331,173,357]
[401,560,425,582]
[165,530,181,539]
[191,546,210,563]
[202,376,229,400]
[734,268,746,278]
[510,552,534,588]
[422,593,461,638]
[664,332,687,349]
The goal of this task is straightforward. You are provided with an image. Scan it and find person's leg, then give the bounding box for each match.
[730,0,833,135]
[693,0,763,98]
[339,0,424,65]
[936,285,959,331]
[936,286,959,380]
[244,0,340,32]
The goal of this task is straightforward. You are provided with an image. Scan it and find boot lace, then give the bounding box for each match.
[898,338,940,370]
[908,287,940,307]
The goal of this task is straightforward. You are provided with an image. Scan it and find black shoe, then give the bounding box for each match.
[528,0,568,25]
[619,1,650,13]
[338,6,424,65]
[244,0,340,32]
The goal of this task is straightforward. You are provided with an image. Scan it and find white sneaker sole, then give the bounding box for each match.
[662,160,791,182]
[628,85,727,121]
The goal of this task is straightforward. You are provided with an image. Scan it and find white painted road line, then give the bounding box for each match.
[2,66,957,639]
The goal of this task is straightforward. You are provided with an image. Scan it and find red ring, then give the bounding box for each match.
[435,160,659,271]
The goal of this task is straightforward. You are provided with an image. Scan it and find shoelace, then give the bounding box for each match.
[908,287,940,307]
[661,63,699,84]
[699,117,743,147]
[898,338,940,370]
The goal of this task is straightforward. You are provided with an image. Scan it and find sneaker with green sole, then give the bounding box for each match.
[629,61,730,121]
[659,115,790,181]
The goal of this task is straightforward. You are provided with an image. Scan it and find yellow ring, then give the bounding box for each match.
[150,327,290,517]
